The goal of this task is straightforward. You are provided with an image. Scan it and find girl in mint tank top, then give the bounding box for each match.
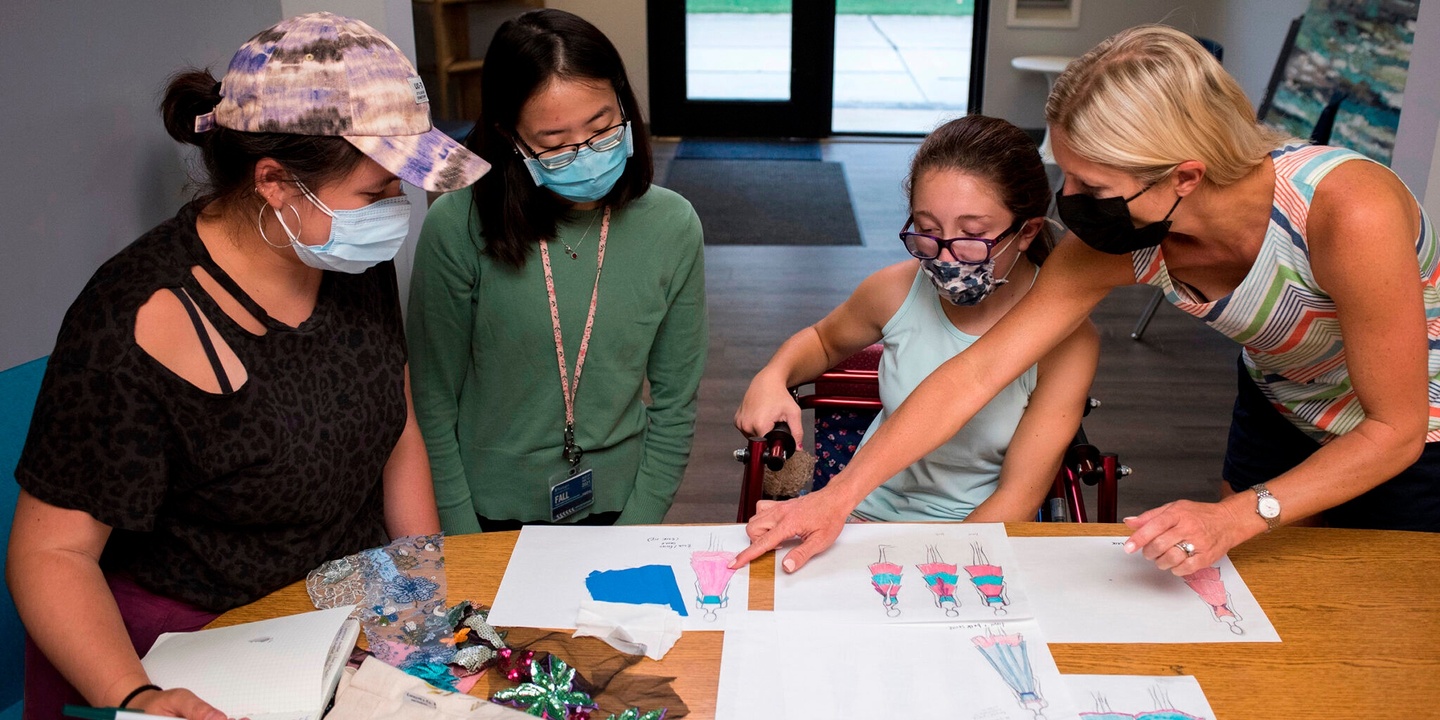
[736,115,1100,525]
[730,25,1438,580]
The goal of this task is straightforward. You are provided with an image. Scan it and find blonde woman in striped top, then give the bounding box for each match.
[735,25,1438,576]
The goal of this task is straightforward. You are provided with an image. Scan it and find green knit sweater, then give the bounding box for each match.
[408,185,707,532]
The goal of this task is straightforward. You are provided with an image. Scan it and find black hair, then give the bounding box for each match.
[905,115,1055,266]
[467,9,654,270]
[161,69,365,216]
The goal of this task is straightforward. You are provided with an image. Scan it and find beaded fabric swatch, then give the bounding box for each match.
[307,533,452,669]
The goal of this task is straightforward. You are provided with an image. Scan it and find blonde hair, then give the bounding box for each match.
[1045,25,1298,187]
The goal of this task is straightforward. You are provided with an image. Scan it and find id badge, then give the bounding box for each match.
[550,466,595,522]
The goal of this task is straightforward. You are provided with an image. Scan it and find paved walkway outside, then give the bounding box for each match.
[686,13,974,134]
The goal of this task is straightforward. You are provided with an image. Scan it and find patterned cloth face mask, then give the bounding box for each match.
[920,235,1017,306]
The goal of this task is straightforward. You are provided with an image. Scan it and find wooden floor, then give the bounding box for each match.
[653,139,1240,524]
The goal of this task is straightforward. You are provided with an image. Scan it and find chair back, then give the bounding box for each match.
[801,344,883,491]
[0,357,48,714]
[736,346,1126,523]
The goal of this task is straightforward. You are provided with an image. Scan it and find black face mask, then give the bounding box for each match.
[1055,183,1183,255]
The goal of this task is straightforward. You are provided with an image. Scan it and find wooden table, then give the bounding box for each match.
[213,523,1440,719]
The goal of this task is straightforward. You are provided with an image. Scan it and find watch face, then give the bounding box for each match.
[1258,496,1281,519]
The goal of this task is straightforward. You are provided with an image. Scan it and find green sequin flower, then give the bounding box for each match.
[606,709,664,720]
[491,657,595,718]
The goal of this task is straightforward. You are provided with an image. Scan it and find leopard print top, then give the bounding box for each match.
[16,200,403,611]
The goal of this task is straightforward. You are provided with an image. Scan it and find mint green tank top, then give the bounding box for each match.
[851,268,1038,521]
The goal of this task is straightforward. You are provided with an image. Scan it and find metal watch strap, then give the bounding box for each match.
[1254,482,1281,531]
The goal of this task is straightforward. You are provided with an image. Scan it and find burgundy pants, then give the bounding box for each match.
[23,574,219,720]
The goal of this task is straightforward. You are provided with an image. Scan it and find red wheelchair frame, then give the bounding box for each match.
[736,346,1130,523]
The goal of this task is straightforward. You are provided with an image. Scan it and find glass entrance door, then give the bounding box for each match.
[831,0,987,133]
[648,1,836,137]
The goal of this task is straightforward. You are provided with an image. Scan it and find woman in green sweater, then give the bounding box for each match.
[408,9,707,532]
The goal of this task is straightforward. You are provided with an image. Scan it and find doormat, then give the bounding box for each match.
[675,138,822,161]
[663,158,862,245]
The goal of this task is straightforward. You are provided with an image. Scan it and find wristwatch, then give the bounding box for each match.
[1253,482,1281,531]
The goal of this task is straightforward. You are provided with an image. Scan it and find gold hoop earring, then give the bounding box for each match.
[256,202,301,249]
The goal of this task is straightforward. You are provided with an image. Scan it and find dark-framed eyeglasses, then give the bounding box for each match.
[515,107,630,171]
[899,218,1022,264]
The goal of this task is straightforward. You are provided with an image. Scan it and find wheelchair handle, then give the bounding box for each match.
[762,422,796,471]
[732,422,796,472]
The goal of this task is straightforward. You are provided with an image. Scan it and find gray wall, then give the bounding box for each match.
[0,0,423,373]
[0,1,282,371]
[1202,0,1310,109]
[1392,0,1440,204]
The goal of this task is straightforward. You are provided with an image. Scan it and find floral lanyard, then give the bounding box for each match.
[538,207,610,470]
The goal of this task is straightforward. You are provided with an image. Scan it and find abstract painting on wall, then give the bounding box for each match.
[1261,0,1419,165]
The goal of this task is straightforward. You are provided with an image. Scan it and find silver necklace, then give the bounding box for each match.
[561,210,600,260]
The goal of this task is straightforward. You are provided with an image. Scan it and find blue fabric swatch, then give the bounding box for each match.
[585,564,689,617]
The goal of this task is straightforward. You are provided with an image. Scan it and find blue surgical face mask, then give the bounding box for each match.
[274,182,412,274]
[520,123,634,203]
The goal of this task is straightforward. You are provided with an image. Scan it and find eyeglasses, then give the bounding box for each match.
[515,111,629,171]
[899,219,1021,264]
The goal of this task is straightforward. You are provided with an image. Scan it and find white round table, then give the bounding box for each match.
[1010,55,1076,163]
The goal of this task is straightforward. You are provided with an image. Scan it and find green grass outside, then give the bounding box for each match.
[686,0,974,16]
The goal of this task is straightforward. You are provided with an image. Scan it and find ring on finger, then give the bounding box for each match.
[1174,540,1196,557]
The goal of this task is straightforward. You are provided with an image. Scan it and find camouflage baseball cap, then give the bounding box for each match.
[195,12,488,193]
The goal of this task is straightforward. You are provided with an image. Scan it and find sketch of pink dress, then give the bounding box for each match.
[972,628,1047,718]
[869,546,903,617]
[964,542,1009,616]
[690,549,738,621]
[1182,566,1244,635]
[916,545,960,617]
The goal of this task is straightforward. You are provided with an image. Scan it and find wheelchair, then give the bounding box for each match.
[735,344,1131,523]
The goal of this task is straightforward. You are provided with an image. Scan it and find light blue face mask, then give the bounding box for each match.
[521,123,634,203]
[272,182,412,274]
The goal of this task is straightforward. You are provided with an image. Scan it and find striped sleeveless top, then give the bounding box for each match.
[1132,144,1440,443]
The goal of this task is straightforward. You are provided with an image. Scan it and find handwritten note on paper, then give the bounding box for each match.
[1008,536,1280,643]
[488,525,751,632]
[774,522,1033,624]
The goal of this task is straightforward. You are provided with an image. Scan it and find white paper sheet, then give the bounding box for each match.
[1009,536,1280,643]
[1061,674,1218,719]
[488,525,752,631]
[774,522,1032,623]
[717,612,1081,720]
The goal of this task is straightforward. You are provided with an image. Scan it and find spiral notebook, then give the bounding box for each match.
[140,605,359,720]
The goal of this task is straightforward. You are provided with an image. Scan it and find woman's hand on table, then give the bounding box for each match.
[734,372,803,439]
[131,687,230,720]
[731,489,851,572]
[1122,499,1258,575]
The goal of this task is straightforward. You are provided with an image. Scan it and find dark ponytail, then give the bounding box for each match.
[906,115,1056,266]
[159,68,365,214]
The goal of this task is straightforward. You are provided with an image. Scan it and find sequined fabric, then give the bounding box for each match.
[307,533,452,670]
